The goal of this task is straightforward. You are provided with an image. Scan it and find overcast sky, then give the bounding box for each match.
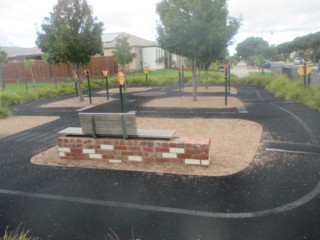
[0,0,320,55]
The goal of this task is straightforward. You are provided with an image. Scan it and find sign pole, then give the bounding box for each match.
[297,63,312,88]
[182,65,185,90]
[145,73,149,88]
[85,69,92,104]
[102,70,109,100]
[143,66,150,88]
[228,64,231,91]
[119,85,124,112]
[118,68,125,113]
[304,62,307,89]
[179,67,182,98]
[106,76,109,100]
[224,65,228,106]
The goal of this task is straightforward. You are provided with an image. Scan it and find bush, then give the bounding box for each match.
[0,106,10,118]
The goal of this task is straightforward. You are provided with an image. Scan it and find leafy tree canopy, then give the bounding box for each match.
[236,37,269,59]
[36,0,104,100]
[112,36,136,70]
[0,49,8,67]
[156,0,240,100]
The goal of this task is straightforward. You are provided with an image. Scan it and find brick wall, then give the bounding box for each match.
[57,136,211,167]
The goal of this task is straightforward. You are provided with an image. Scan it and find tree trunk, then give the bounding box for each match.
[192,55,197,102]
[70,62,84,101]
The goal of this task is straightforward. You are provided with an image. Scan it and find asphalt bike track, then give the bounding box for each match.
[0,85,320,239]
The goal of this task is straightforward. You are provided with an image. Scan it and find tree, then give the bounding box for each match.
[36,0,104,101]
[156,0,240,101]
[0,48,8,90]
[304,32,320,63]
[236,37,269,60]
[112,36,136,72]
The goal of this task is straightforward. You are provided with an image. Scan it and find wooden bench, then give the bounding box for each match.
[58,111,176,139]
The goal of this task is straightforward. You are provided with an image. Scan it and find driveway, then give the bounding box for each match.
[0,85,320,239]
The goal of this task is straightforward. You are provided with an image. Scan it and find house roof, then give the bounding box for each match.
[102,32,158,48]
[1,32,158,60]
[1,46,42,59]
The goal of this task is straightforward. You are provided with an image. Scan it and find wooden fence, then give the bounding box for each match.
[2,56,117,84]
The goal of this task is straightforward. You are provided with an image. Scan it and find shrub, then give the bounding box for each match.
[0,106,10,118]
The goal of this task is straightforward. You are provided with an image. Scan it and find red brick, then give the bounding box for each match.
[114,146,127,150]
[156,158,170,163]
[155,147,169,152]
[128,146,142,151]
[121,151,135,156]
[177,154,192,159]
[171,158,184,164]
[170,142,178,147]
[65,153,89,160]
[194,155,209,160]
[143,147,154,152]
[70,149,83,153]
[185,149,201,155]
[101,154,116,160]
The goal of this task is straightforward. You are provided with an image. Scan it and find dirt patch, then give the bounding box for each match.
[142,96,243,109]
[31,118,262,176]
[40,96,112,108]
[0,116,60,138]
[181,86,238,93]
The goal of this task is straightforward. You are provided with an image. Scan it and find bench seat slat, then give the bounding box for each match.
[79,113,136,121]
[58,127,176,139]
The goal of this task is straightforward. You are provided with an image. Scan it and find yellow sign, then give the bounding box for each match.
[143,66,149,74]
[118,72,125,86]
[102,70,109,77]
[297,66,312,76]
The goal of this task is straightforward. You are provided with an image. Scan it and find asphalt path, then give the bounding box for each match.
[0,85,320,239]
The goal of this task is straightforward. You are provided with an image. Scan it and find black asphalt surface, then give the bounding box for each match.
[1,85,320,240]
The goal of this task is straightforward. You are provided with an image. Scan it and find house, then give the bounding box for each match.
[102,32,170,71]
[0,46,42,61]
[2,32,183,71]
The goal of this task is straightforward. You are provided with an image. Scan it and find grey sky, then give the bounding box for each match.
[0,0,319,55]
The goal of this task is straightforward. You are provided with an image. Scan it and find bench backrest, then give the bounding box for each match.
[79,112,137,138]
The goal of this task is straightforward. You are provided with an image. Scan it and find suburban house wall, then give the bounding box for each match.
[142,47,165,70]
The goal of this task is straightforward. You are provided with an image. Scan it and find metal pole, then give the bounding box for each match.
[119,85,124,113]
[105,76,109,100]
[179,68,182,98]
[228,66,231,91]
[145,73,149,88]
[86,72,92,104]
[304,62,307,89]
[225,66,228,106]
[182,66,185,90]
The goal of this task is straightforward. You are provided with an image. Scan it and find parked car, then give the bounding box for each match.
[294,57,304,65]
[262,60,271,68]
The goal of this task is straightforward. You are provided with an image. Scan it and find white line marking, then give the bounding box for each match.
[76,105,95,112]
[272,104,317,144]
[1,181,320,219]
[236,106,248,114]
[266,148,319,155]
